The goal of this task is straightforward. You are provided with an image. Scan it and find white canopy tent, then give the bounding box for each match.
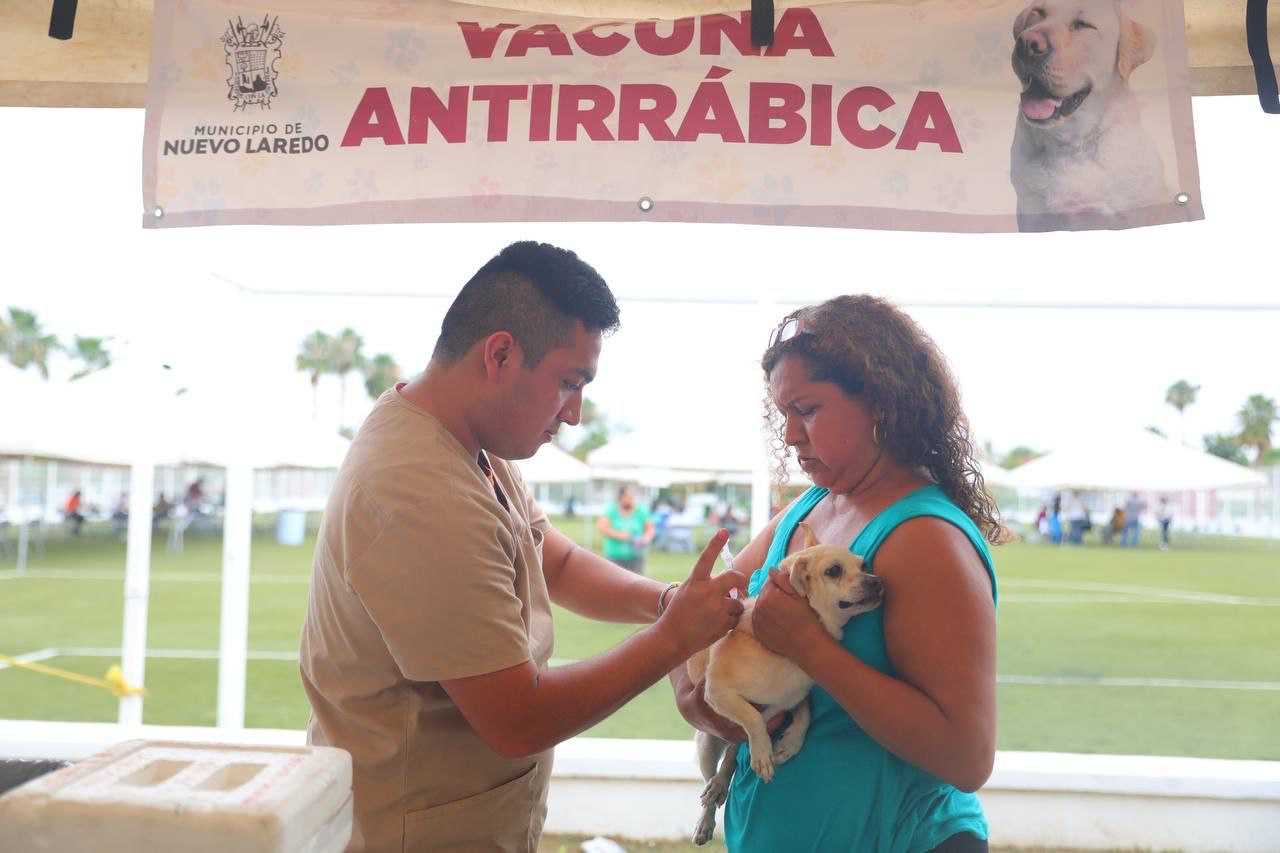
[592,465,724,488]
[589,425,1016,508]
[0,362,353,472]
[0,359,352,727]
[1005,428,1267,492]
[587,425,778,531]
[588,426,775,481]
[514,443,592,485]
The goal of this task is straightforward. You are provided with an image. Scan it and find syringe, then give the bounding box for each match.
[720,541,740,599]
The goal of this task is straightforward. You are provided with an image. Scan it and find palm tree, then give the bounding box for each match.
[570,398,610,461]
[998,445,1042,469]
[1203,432,1248,466]
[68,335,112,380]
[1165,379,1199,446]
[362,353,402,400]
[3,308,60,379]
[331,328,365,430]
[296,330,334,420]
[1237,394,1277,464]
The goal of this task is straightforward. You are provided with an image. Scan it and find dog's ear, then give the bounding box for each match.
[787,555,811,597]
[1011,5,1036,39]
[798,521,819,550]
[1117,14,1155,80]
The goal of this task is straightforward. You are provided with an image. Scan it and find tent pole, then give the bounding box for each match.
[44,461,58,524]
[5,459,17,568]
[750,296,777,540]
[216,459,254,728]
[118,453,154,725]
[16,456,32,574]
[750,446,770,540]
[1264,466,1274,550]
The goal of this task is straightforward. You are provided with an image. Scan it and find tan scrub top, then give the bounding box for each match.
[301,387,554,852]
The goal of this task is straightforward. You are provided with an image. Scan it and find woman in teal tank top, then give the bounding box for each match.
[672,296,1009,853]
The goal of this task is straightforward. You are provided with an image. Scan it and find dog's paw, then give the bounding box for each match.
[692,814,716,846]
[699,775,729,808]
[750,751,775,783]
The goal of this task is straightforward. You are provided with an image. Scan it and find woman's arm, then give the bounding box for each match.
[752,517,996,792]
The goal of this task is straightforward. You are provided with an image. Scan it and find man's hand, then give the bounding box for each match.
[657,529,745,658]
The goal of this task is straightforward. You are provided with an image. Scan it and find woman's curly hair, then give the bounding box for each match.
[761,295,1011,546]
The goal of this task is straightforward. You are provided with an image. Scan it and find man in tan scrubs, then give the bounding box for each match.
[300,241,745,852]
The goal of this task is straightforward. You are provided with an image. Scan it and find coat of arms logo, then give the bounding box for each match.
[222,15,285,111]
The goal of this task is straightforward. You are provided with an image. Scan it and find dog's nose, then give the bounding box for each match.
[864,574,883,592]
[1017,29,1050,60]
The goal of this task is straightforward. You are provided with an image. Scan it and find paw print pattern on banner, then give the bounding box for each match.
[348,169,378,201]
[385,30,427,73]
[953,106,986,144]
[237,155,269,179]
[858,44,886,69]
[470,177,502,210]
[934,174,968,209]
[182,180,225,225]
[751,174,797,224]
[330,63,359,85]
[591,54,627,83]
[811,147,847,177]
[918,60,944,88]
[155,61,184,87]
[885,171,910,198]
[970,31,1006,76]
[652,141,691,168]
[697,154,747,202]
[190,38,223,83]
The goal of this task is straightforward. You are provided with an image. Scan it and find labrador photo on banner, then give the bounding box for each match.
[142,0,1204,232]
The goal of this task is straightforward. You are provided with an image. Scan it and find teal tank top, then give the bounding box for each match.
[724,484,997,853]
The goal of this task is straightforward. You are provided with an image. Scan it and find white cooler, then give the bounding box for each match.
[0,739,352,853]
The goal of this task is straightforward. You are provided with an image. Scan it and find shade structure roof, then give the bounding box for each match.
[0,364,351,470]
[1005,428,1267,492]
[513,443,592,484]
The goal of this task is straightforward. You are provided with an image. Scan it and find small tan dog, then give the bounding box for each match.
[686,522,883,845]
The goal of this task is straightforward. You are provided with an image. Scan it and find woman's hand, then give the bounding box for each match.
[669,662,786,743]
[751,569,827,664]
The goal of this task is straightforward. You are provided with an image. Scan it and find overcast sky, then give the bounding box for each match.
[2,96,1277,459]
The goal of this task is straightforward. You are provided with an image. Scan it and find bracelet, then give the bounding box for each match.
[656,582,680,619]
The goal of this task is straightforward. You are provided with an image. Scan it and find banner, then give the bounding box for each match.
[142,0,1204,231]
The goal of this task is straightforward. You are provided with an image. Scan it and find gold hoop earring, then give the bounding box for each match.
[873,420,886,446]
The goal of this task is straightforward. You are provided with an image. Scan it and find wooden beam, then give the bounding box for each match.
[0,0,151,107]
[1,0,1276,107]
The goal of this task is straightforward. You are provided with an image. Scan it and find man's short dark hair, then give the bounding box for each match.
[432,241,620,367]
